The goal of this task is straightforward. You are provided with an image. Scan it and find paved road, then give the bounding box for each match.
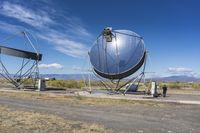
[0,95,200,133]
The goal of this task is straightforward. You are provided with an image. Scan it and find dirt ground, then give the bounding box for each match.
[0,89,200,133]
[0,105,113,133]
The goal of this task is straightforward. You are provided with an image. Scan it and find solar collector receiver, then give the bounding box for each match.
[88,27,147,92]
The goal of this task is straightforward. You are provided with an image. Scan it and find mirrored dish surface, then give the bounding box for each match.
[89,29,146,79]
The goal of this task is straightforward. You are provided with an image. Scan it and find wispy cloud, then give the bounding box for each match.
[72,66,82,70]
[0,1,92,58]
[39,63,63,69]
[72,66,92,72]
[0,1,54,28]
[168,67,193,73]
[168,67,199,77]
[37,30,89,58]
[0,21,25,34]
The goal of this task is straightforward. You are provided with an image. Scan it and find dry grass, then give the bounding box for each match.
[0,105,113,133]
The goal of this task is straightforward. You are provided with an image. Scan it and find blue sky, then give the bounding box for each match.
[0,0,199,77]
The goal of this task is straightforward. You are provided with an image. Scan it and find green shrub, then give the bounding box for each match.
[159,82,200,90]
[192,83,200,90]
[47,80,85,89]
[160,82,183,89]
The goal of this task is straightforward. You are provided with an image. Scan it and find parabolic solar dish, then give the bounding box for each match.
[89,28,146,80]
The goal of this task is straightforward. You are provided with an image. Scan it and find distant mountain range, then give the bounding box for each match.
[40,74,200,82]
[151,75,200,82]
[0,74,199,82]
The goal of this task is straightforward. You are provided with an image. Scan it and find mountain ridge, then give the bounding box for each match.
[40,74,200,82]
